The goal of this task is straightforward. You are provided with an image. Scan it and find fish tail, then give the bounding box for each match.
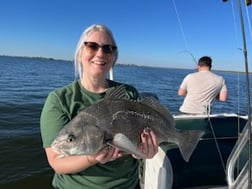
[177,130,204,162]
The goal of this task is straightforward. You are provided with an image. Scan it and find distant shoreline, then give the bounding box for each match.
[0,55,249,74]
[0,54,71,62]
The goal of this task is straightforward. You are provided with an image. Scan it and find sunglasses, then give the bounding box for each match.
[84,42,117,54]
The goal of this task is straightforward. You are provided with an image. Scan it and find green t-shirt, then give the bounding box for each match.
[40,80,140,189]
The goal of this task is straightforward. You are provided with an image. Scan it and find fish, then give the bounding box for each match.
[51,85,204,162]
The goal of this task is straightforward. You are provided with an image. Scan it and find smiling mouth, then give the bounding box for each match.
[91,60,106,65]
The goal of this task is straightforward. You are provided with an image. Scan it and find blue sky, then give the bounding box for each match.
[0,0,251,71]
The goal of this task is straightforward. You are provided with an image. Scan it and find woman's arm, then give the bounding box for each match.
[46,127,159,174]
[45,146,123,174]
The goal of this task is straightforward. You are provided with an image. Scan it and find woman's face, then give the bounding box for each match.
[80,31,115,79]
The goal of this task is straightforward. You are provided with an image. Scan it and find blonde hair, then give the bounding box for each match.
[74,24,118,79]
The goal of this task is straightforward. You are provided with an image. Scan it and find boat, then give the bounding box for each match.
[141,0,252,188]
[142,113,248,189]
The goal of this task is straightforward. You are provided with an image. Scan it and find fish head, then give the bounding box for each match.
[51,125,106,157]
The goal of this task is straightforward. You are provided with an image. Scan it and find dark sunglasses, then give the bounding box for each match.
[84,42,117,54]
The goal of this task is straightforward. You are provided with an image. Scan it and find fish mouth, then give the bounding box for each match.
[52,144,82,157]
[91,60,106,66]
[51,145,69,158]
[51,139,72,157]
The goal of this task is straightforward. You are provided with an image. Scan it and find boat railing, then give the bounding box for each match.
[226,119,251,189]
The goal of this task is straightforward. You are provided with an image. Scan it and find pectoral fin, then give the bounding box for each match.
[107,133,145,159]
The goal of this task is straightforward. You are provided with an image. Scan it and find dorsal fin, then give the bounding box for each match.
[106,85,129,100]
[140,97,175,126]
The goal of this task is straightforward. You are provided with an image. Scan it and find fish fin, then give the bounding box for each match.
[177,130,205,162]
[140,97,175,126]
[109,133,145,159]
[106,85,129,100]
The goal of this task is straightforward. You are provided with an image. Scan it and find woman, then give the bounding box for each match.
[40,24,158,189]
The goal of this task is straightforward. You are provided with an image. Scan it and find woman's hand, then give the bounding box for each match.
[135,128,159,159]
[88,146,123,164]
[89,128,159,163]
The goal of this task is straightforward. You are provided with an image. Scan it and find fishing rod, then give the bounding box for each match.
[178,50,198,65]
[223,0,251,188]
[236,1,251,188]
[241,2,251,189]
[172,0,199,66]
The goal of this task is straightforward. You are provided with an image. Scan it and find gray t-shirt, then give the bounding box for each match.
[179,71,227,114]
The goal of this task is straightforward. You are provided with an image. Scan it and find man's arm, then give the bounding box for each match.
[178,88,187,96]
[218,90,228,101]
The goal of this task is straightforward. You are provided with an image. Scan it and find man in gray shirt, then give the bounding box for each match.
[178,56,228,114]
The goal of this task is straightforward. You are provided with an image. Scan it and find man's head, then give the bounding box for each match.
[198,56,212,70]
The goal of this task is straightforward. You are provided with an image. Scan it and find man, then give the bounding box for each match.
[178,56,228,114]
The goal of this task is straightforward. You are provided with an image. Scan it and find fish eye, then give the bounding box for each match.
[67,134,75,143]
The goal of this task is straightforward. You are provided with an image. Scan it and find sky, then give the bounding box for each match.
[0,0,251,71]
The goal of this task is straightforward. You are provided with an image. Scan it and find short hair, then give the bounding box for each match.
[74,24,118,79]
[198,56,212,69]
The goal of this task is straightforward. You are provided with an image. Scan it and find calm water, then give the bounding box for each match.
[0,56,250,188]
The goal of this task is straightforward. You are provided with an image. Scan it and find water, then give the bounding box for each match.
[0,56,250,188]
